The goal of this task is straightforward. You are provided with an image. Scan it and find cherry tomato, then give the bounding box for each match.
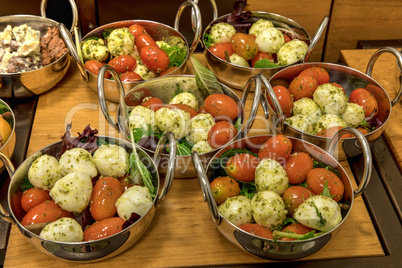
[159,66,178,77]
[108,55,137,74]
[349,88,378,117]
[284,152,314,184]
[208,121,238,149]
[128,24,148,40]
[165,103,198,118]
[342,127,369,138]
[288,75,319,100]
[315,126,344,138]
[306,168,345,202]
[90,177,125,221]
[84,60,111,78]
[283,34,292,43]
[280,223,314,241]
[239,223,273,239]
[142,97,164,111]
[230,33,259,61]
[83,217,126,241]
[20,200,74,226]
[209,42,234,60]
[226,153,260,182]
[21,187,51,212]
[258,134,292,164]
[331,82,346,94]
[204,93,239,121]
[141,46,170,73]
[120,71,142,82]
[198,106,208,114]
[283,186,314,215]
[298,67,330,85]
[251,52,274,67]
[11,191,25,222]
[267,85,293,118]
[124,88,152,106]
[210,176,240,205]
[135,34,158,53]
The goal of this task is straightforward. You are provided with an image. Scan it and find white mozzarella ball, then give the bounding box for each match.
[107,27,134,57]
[255,27,284,54]
[186,113,215,144]
[209,22,236,44]
[155,107,191,139]
[249,19,274,36]
[314,114,347,133]
[251,190,287,230]
[285,114,315,134]
[294,195,342,232]
[169,92,199,110]
[134,61,157,80]
[341,103,366,127]
[92,144,129,178]
[229,53,250,67]
[277,39,308,66]
[58,147,97,178]
[27,154,61,190]
[255,159,289,195]
[116,185,153,219]
[191,140,215,154]
[129,105,159,132]
[218,195,253,227]
[313,83,348,115]
[81,39,109,62]
[292,98,323,124]
[39,217,83,242]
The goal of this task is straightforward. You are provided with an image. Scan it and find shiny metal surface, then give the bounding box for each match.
[40,0,78,32]
[0,100,15,173]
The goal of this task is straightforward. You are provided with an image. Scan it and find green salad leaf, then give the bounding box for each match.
[159,43,187,67]
[203,33,213,48]
[254,58,281,68]
[190,56,224,97]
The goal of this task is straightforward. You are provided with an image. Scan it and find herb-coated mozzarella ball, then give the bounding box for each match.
[129,105,159,132]
[116,185,153,219]
[50,171,93,213]
[313,83,348,115]
[285,114,315,134]
[169,92,199,110]
[249,19,274,37]
[218,195,253,227]
[92,144,129,178]
[255,27,284,54]
[255,159,289,195]
[134,61,156,80]
[294,195,342,232]
[155,107,191,139]
[59,148,97,178]
[39,217,83,242]
[277,39,308,66]
[107,27,134,57]
[229,53,250,67]
[81,39,109,62]
[165,36,187,50]
[27,154,61,190]
[341,103,366,127]
[186,113,215,144]
[251,190,287,230]
[191,140,215,154]
[314,114,347,133]
[209,22,236,44]
[292,98,323,124]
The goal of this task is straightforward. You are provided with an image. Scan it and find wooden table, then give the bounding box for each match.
[3,54,385,267]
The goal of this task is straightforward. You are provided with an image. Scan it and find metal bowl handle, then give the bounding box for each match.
[191,151,221,226]
[191,0,218,38]
[40,0,79,33]
[0,151,16,224]
[174,0,202,55]
[153,131,177,206]
[327,127,372,197]
[303,16,329,62]
[366,47,402,106]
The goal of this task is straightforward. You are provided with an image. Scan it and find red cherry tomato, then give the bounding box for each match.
[342,127,369,138]
[210,176,240,205]
[21,187,51,212]
[140,46,170,73]
[251,51,274,67]
[124,88,153,106]
[239,223,273,239]
[84,60,111,78]
[120,71,142,82]
[258,134,292,164]
[204,93,239,121]
[165,103,198,118]
[159,66,178,77]
[349,88,378,117]
[198,105,208,114]
[298,67,330,85]
[225,153,260,182]
[288,75,319,100]
[306,168,345,202]
[108,55,137,74]
[283,34,292,43]
[20,200,74,226]
[283,152,314,184]
[283,186,314,215]
[90,177,125,221]
[135,34,158,53]
[280,223,314,241]
[230,33,259,61]
[331,82,346,94]
[83,217,126,241]
[267,85,293,118]
[142,97,164,111]
[128,24,148,40]
[207,121,238,149]
[11,191,25,222]
[209,42,234,60]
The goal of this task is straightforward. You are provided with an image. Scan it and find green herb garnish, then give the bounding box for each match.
[190,56,224,98]
[254,58,281,68]
[159,44,187,67]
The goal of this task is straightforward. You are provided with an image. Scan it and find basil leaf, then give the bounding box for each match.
[190,56,224,98]
[254,58,281,68]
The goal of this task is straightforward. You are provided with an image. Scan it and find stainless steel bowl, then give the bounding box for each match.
[0,99,16,172]
[202,11,329,90]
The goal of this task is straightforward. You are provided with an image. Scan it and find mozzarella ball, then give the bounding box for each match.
[294,195,342,232]
[249,19,274,37]
[165,36,187,50]
[277,39,308,66]
[341,103,366,127]
[129,105,159,132]
[116,185,153,219]
[255,27,284,54]
[209,22,236,44]
[191,140,215,154]
[81,39,109,62]
[251,190,287,230]
[229,53,250,67]
[218,195,253,227]
[92,144,129,178]
[155,107,191,139]
[314,114,347,133]
[39,217,83,242]
[292,98,323,124]
[107,27,134,57]
[59,148,97,178]
[313,83,348,115]
[27,154,61,190]
[169,92,199,110]
[285,114,315,134]
[186,113,215,144]
[134,61,156,80]
[50,171,93,213]
[255,159,289,195]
